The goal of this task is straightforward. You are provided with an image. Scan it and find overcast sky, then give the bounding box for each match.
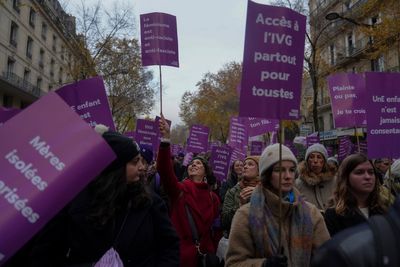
[64,0,272,127]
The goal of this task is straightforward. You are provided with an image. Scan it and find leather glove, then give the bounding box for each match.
[263,254,288,267]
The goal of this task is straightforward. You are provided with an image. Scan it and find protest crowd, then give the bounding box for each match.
[1,1,400,267]
[1,110,399,267]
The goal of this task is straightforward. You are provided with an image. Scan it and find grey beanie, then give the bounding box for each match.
[259,143,298,176]
[305,143,328,161]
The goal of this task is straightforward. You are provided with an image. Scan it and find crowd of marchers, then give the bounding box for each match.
[3,115,400,267]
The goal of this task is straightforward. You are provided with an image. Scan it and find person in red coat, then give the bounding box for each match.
[158,115,221,267]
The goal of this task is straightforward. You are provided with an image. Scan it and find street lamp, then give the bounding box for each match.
[325,12,371,28]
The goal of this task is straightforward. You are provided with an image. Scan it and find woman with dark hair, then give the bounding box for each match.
[26,125,180,267]
[158,115,220,267]
[324,153,388,236]
[220,160,244,203]
[226,144,329,267]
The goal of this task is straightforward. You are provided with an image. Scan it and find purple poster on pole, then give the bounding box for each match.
[135,119,158,150]
[0,107,20,126]
[338,136,353,162]
[228,117,248,153]
[230,147,246,165]
[0,92,115,263]
[186,125,209,154]
[241,117,279,137]
[140,12,179,67]
[365,72,400,158]
[56,76,115,131]
[306,132,320,147]
[209,146,232,182]
[250,141,264,156]
[171,144,184,156]
[239,2,306,120]
[328,73,367,127]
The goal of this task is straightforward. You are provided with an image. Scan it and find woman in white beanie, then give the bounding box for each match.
[296,143,336,211]
[225,144,330,267]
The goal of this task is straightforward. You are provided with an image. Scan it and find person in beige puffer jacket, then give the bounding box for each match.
[296,144,336,211]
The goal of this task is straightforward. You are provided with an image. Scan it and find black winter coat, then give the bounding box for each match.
[324,207,382,236]
[27,188,180,267]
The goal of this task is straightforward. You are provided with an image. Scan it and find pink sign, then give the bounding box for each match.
[0,92,115,263]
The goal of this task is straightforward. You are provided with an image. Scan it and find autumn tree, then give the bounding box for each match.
[179,62,242,143]
[96,38,155,132]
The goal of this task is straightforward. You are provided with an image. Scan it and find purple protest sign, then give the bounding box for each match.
[250,141,264,156]
[338,136,353,162]
[0,92,115,263]
[306,132,320,147]
[328,73,367,127]
[241,117,279,137]
[228,117,248,153]
[209,146,232,182]
[365,72,400,158]
[135,119,158,150]
[239,2,306,120]
[208,141,222,152]
[0,107,20,126]
[186,124,209,154]
[171,144,184,156]
[140,12,179,67]
[56,76,115,130]
[230,147,246,165]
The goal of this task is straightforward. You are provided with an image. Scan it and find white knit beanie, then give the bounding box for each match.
[259,143,298,176]
[305,143,328,161]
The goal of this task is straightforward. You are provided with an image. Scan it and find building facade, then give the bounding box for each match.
[305,0,400,133]
[0,0,79,109]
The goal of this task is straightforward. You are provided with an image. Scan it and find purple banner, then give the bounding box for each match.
[365,72,400,158]
[171,144,184,156]
[0,107,20,126]
[250,141,264,156]
[140,12,179,67]
[186,124,209,154]
[56,76,115,130]
[239,2,306,120]
[241,117,279,137]
[338,136,353,162]
[230,147,246,165]
[0,92,115,263]
[135,119,158,150]
[209,146,232,182]
[228,117,248,153]
[306,132,320,147]
[328,73,367,127]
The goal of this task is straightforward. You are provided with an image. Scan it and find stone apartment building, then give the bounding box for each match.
[304,0,400,135]
[0,0,80,109]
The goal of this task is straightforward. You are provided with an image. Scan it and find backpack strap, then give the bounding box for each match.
[368,215,399,267]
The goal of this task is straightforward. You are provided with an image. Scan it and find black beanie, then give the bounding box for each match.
[95,125,140,172]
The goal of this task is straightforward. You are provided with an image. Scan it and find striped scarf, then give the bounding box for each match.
[249,185,313,267]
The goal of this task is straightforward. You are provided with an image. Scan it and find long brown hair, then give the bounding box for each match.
[334,153,386,215]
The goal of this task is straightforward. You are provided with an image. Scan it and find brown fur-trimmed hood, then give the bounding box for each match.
[298,161,335,186]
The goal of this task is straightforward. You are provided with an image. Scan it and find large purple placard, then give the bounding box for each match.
[250,141,264,156]
[328,73,367,127]
[0,107,20,126]
[56,76,115,130]
[135,119,158,150]
[0,92,115,263]
[186,125,209,153]
[365,72,400,158]
[140,12,179,67]
[239,2,306,120]
[209,146,232,182]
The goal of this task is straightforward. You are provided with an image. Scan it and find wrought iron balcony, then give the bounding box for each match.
[0,71,44,98]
